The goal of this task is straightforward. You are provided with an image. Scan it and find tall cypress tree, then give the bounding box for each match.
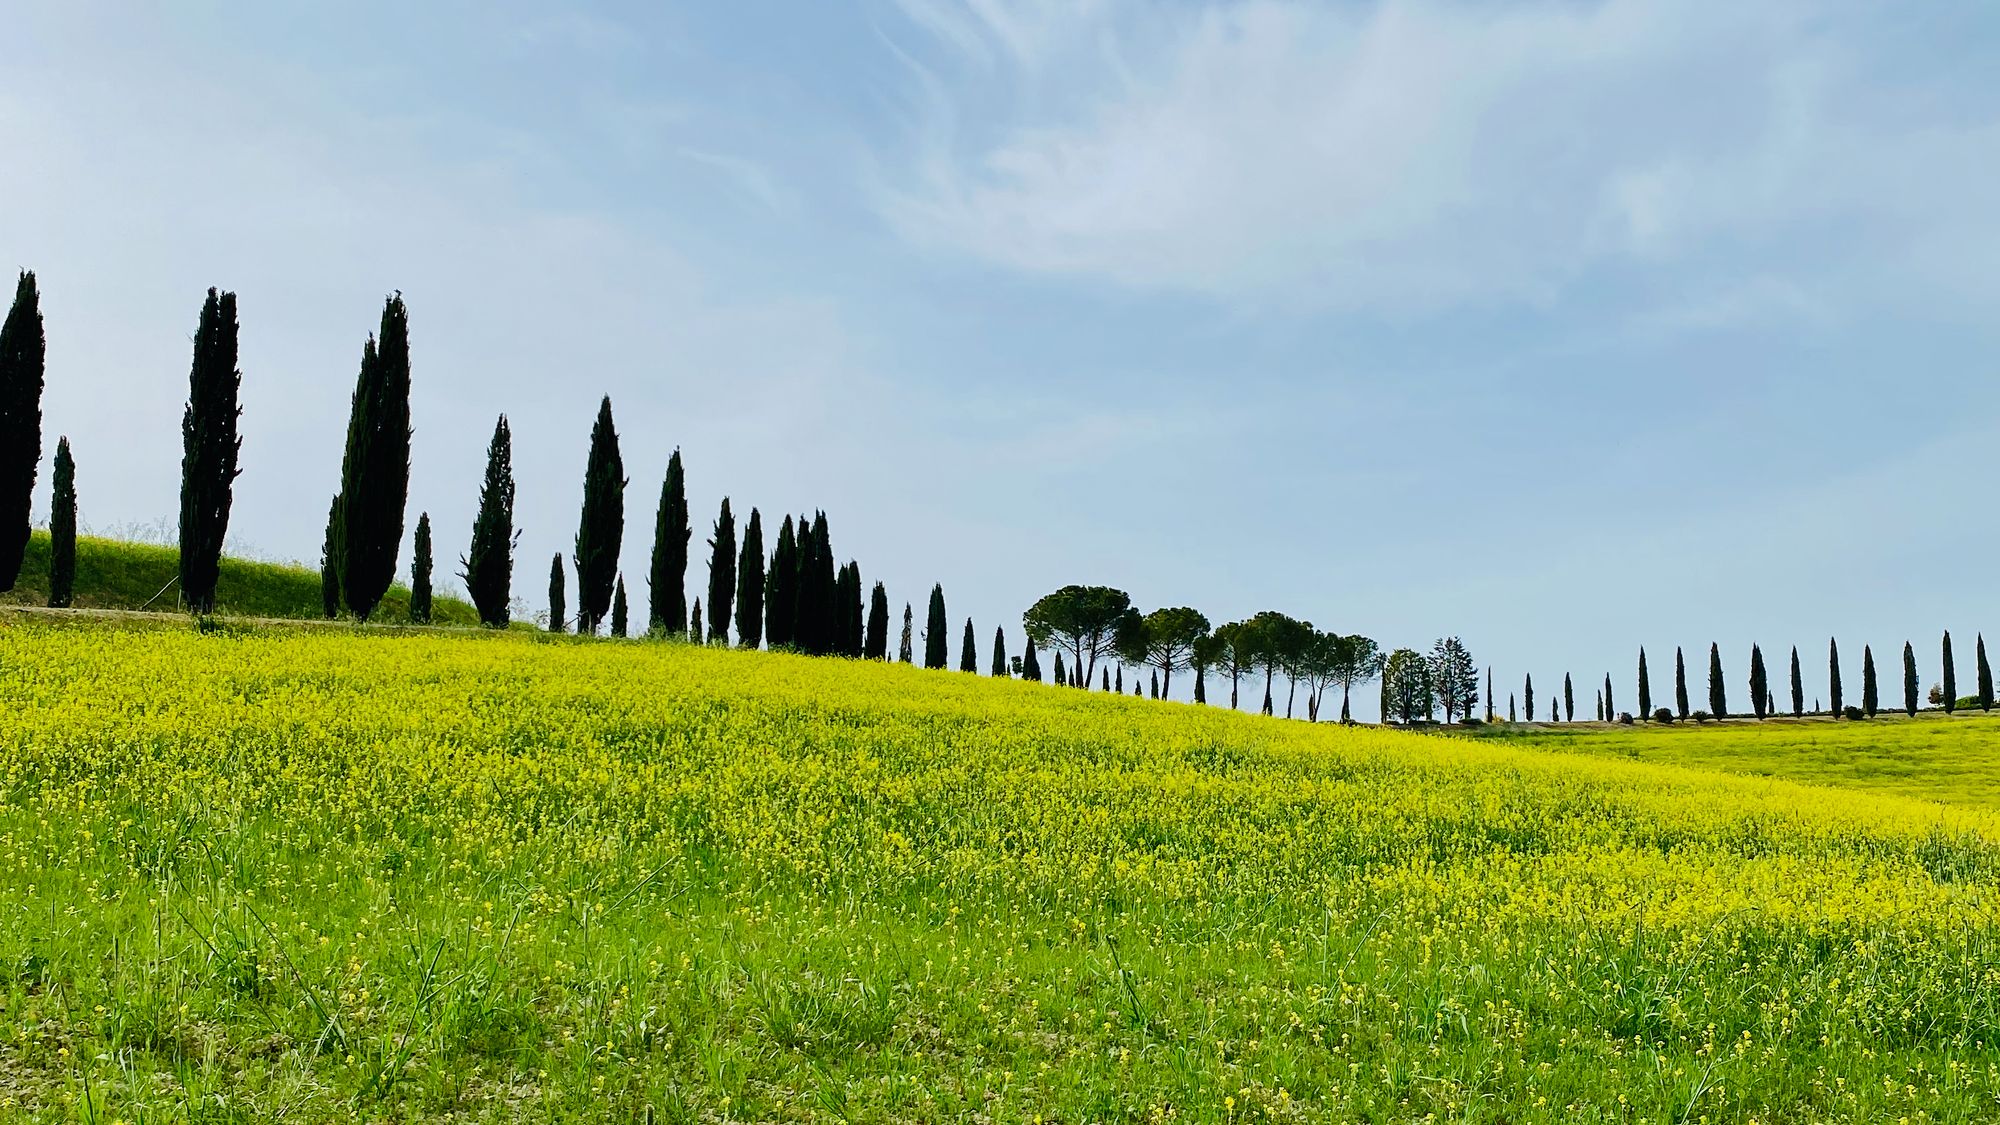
[1523,674,1534,722]
[1637,649,1652,719]
[1942,631,1957,714]
[1902,641,1919,717]
[865,581,889,659]
[811,513,837,654]
[1595,692,1603,722]
[320,496,341,619]
[1563,674,1575,722]
[924,585,949,669]
[832,562,860,656]
[1603,674,1615,720]
[47,436,74,609]
[1053,652,1066,687]
[1675,647,1690,719]
[648,450,690,635]
[847,565,866,657]
[734,508,764,649]
[1789,646,1803,718]
[335,294,413,621]
[789,515,818,652]
[1979,634,1994,712]
[1828,638,1844,717]
[178,287,242,614]
[572,396,626,635]
[1748,644,1768,720]
[409,512,433,624]
[548,554,566,633]
[0,271,45,593]
[1862,645,1879,717]
[899,603,914,663]
[960,618,978,673]
[460,415,515,628]
[611,576,629,638]
[1023,637,1042,682]
[765,515,798,648]
[992,626,1008,676]
[1708,643,1726,718]
[705,497,735,644]
[690,600,702,642]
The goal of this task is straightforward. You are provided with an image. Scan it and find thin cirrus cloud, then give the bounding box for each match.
[875,0,2000,315]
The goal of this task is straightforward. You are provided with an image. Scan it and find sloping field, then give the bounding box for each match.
[0,623,1995,1122]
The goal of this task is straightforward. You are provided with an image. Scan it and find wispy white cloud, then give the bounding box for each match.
[677,146,793,214]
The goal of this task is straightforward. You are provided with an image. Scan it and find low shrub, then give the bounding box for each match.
[1653,708,1674,724]
[1844,705,1865,721]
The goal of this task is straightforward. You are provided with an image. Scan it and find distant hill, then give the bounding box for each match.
[1,529,479,625]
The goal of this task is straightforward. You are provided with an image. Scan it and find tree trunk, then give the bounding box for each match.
[1341,682,1351,723]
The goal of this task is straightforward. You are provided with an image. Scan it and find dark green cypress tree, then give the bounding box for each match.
[1053,651,1066,687]
[460,415,515,627]
[572,396,626,635]
[47,436,74,609]
[960,618,978,673]
[1942,631,1957,714]
[924,584,949,669]
[765,515,798,648]
[690,599,702,642]
[789,515,818,652]
[0,271,45,593]
[335,294,413,621]
[1708,643,1727,718]
[1903,641,1919,717]
[320,496,341,619]
[1023,637,1042,682]
[1789,646,1803,718]
[1979,634,1993,712]
[848,565,866,657]
[1748,644,1768,720]
[1104,668,1113,693]
[1563,674,1575,722]
[1637,649,1652,719]
[865,581,889,659]
[1675,647,1690,719]
[178,288,242,614]
[705,497,735,644]
[736,508,764,649]
[899,603,914,663]
[1603,674,1614,720]
[1828,638,1843,718]
[548,554,566,633]
[648,450,690,635]
[1595,692,1603,722]
[992,626,1008,677]
[611,575,629,638]
[1150,670,1160,699]
[807,513,837,655]
[1862,645,1879,717]
[832,562,860,656]
[409,512,433,624]
[1523,674,1534,722]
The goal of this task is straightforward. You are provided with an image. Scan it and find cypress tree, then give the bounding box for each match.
[690,599,702,642]
[960,618,977,672]
[1603,674,1614,720]
[795,512,836,655]
[899,603,914,663]
[849,569,865,657]
[790,515,818,652]
[178,287,242,614]
[335,294,413,621]
[1508,694,1516,723]
[1828,638,1843,718]
[1708,643,1726,718]
[1053,651,1066,686]
[1549,698,1556,723]
[1104,668,1112,692]
[548,554,566,633]
[1637,649,1652,720]
[0,271,45,593]
[705,497,735,644]
[1979,634,1994,712]
[736,508,763,649]
[865,582,889,659]
[1862,645,1879,717]
[47,437,74,609]
[1789,646,1803,718]
[648,450,690,635]
[320,496,341,619]
[1595,692,1603,722]
[1150,670,1160,699]
[573,396,626,635]
[1675,647,1690,719]
[410,512,433,624]
[1523,674,1534,723]
[1942,631,1957,714]
[1115,666,1124,693]
[765,515,798,648]
[1749,644,1768,720]
[924,585,949,669]
[1023,637,1042,682]
[1563,674,1575,723]
[1903,641,1919,717]
[992,626,1008,676]
[611,576,629,638]
[460,415,515,628]
[832,562,860,656]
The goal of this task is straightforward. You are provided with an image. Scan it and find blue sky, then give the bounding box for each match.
[6,0,1999,714]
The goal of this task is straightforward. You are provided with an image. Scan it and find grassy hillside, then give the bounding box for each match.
[0,622,1994,1121]
[1472,711,2000,809]
[0,529,478,624]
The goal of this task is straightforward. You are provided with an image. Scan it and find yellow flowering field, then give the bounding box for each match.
[0,621,1996,1122]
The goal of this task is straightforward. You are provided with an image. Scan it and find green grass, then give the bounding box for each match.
[2,529,478,625]
[1468,710,2000,809]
